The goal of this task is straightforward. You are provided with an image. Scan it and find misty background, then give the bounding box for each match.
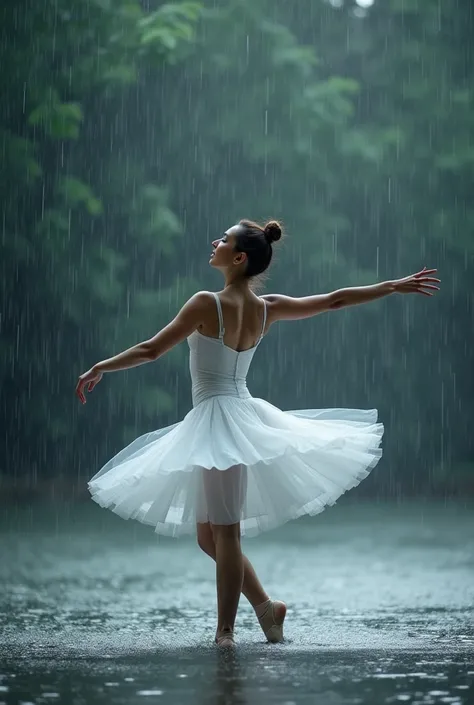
[1,0,473,500]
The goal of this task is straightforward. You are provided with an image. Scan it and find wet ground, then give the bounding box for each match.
[0,499,473,704]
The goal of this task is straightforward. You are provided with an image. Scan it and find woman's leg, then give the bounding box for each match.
[197,521,269,608]
[197,521,286,643]
[211,521,243,640]
[198,464,286,643]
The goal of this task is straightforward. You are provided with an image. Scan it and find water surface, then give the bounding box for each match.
[1,500,473,704]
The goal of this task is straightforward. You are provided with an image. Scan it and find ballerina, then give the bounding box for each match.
[76,218,440,648]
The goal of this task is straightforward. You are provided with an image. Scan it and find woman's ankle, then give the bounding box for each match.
[216,624,234,634]
[254,597,272,618]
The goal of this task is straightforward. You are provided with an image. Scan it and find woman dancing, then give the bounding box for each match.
[76,219,440,647]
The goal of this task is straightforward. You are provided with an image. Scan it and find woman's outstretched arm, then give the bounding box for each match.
[263,267,440,322]
[75,290,212,404]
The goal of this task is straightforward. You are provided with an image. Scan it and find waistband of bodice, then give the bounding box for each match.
[191,376,251,407]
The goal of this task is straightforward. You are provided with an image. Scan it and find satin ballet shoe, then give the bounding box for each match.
[257,599,287,643]
[215,629,235,647]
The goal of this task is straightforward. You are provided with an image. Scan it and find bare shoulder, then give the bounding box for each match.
[183,290,215,311]
[260,292,335,321]
[144,290,215,360]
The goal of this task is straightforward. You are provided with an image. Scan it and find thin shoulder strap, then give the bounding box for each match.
[212,292,225,339]
[259,299,267,340]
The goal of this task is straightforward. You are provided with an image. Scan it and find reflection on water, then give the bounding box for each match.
[0,500,473,703]
[0,649,472,704]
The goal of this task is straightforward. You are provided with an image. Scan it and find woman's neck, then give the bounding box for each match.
[223,276,251,293]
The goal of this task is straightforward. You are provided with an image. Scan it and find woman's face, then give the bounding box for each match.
[209,225,245,270]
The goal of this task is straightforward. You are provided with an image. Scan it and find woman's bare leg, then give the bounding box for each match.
[197,521,286,643]
[197,466,285,644]
[197,521,269,608]
[211,521,243,643]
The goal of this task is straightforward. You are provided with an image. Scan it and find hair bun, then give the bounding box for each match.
[264,220,282,244]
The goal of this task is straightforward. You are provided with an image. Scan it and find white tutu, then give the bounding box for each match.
[88,294,384,538]
[88,398,383,538]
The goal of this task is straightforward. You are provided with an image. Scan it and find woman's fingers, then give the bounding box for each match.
[417,284,440,295]
[398,276,441,295]
[75,371,100,404]
[416,267,437,276]
[75,381,85,404]
[399,269,439,286]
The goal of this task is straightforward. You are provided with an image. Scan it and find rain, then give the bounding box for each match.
[1,0,473,703]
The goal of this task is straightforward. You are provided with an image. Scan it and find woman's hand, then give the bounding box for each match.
[75,367,103,405]
[393,267,440,296]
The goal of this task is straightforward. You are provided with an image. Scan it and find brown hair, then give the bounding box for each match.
[234,219,284,285]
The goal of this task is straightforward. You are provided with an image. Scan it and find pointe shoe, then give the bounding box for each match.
[257,600,287,643]
[215,630,235,647]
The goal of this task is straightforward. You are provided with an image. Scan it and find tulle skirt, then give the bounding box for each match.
[87,396,384,538]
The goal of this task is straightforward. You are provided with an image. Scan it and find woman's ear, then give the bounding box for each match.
[235,252,247,265]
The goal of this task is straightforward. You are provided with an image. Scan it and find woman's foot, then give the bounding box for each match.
[255,599,287,643]
[215,629,235,647]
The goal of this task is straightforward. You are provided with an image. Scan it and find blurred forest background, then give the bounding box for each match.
[1,0,472,500]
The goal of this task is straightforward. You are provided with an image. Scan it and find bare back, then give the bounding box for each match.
[198,291,270,353]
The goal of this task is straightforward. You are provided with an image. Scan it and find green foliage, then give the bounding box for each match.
[0,130,42,184]
[1,0,472,498]
[139,3,201,50]
[29,94,84,139]
[57,177,103,215]
[128,184,182,254]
